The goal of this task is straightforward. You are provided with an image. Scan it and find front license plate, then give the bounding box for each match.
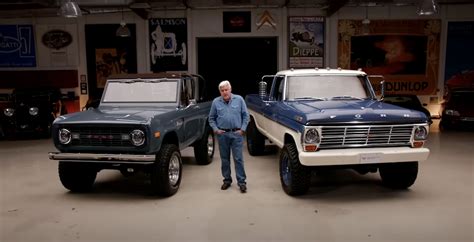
[360,153,382,164]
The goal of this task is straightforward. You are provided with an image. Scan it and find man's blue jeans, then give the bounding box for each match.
[217,132,246,185]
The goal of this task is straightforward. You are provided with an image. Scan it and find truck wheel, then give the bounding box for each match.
[379,162,418,189]
[279,143,310,196]
[439,120,451,131]
[194,126,214,165]
[58,162,97,192]
[247,119,265,156]
[151,144,182,196]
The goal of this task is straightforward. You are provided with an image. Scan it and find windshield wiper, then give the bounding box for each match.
[330,95,363,100]
[123,79,162,83]
[293,96,326,101]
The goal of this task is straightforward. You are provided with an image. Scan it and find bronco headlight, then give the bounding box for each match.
[130,129,145,146]
[414,126,428,140]
[29,107,39,116]
[3,108,14,117]
[59,128,72,144]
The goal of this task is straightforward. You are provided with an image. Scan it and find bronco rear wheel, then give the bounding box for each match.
[379,161,418,189]
[58,162,97,192]
[279,143,310,196]
[194,126,214,165]
[151,144,182,197]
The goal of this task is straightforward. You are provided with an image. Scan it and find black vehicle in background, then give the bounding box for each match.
[383,94,432,125]
[1,88,67,138]
[440,88,474,129]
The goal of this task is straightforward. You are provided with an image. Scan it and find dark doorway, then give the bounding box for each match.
[197,37,277,99]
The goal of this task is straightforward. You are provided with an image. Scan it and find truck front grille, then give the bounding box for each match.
[319,125,413,149]
[67,126,142,147]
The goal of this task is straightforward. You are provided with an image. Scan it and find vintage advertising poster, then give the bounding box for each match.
[95,48,128,88]
[0,25,36,67]
[444,21,474,91]
[288,17,324,68]
[338,19,440,95]
[149,18,187,72]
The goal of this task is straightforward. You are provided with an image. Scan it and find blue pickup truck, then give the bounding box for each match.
[246,68,430,196]
[49,73,214,197]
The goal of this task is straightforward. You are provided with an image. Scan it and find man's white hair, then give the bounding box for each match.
[218,80,231,90]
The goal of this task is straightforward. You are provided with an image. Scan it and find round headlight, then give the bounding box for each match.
[29,107,39,116]
[3,108,14,117]
[59,128,72,144]
[130,129,145,146]
[304,128,320,143]
[414,126,428,140]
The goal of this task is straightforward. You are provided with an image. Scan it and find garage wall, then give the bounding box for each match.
[1,4,473,111]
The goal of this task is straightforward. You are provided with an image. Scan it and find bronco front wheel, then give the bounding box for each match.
[58,162,97,192]
[151,144,182,197]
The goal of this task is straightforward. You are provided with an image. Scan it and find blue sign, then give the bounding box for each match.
[0,25,36,67]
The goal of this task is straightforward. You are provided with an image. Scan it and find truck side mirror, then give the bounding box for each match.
[380,80,385,101]
[259,81,267,99]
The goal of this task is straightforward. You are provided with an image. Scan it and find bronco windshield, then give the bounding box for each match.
[102,79,178,103]
[286,75,372,101]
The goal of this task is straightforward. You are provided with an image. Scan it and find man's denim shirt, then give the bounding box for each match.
[208,94,250,132]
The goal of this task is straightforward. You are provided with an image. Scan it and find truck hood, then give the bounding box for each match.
[54,106,176,125]
[285,100,428,124]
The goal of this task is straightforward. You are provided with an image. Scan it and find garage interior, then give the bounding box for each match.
[1,121,473,241]
[1,0,474,242]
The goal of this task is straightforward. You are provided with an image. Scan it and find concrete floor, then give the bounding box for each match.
[0,120,473,242]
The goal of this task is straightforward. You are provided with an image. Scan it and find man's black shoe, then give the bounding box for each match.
[221,183,231,190]
[239,184,247,193]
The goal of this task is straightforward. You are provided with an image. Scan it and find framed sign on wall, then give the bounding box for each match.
[0,25,36,67]
[338,19,441,95]
[288,17,325,69]
[149,18,188,72]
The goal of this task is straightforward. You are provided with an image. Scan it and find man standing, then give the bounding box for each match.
[209,80,250,193]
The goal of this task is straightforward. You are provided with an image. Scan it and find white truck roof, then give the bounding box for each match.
[276,68,367,76]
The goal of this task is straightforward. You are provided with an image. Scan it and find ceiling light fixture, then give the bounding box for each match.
[362,6,370,35]
[116,8,131,37]
[58,0,82,18]
[129,2,151,9]
[417,0,439,15]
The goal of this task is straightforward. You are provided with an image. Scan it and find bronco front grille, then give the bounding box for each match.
[319,125,413,149]
[66,126,142,147]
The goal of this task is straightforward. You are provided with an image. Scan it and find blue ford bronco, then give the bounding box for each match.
[49,73,214,197]
[245,68,430,196]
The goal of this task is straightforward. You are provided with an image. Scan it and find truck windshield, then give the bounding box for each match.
[102,79,178,103]
[286,75,371,101]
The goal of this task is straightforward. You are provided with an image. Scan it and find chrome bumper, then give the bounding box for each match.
[48,152,155,164]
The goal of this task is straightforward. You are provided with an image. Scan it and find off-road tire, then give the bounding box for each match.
[279,143,311,196]
[151,144,182,197]
[58,162,97,192]
[247,118,265,156]
[194,126,214,165]
[379,161,418,189]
